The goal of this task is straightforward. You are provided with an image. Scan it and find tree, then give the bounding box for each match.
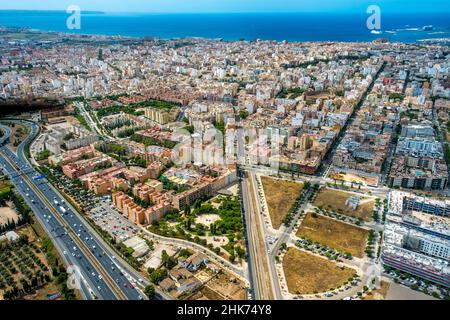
[144,284,156,299]
[161,250,177,270]
[239,110,249,119]
[235,246,246,259]
[431,292,440,299]
[184,217,192,230]
[210,222,216,235]
[150,269,167,284]
[179,249,191,258]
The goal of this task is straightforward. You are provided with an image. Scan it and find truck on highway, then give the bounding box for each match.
[59,206,66,214]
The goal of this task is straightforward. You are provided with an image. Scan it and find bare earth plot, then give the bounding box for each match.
[313,188,374,221]
[328,169,379,187]
[296,213,369,257]
[8,123,28,152]
[260,176,303,229]
[283,247,356,295]
[385,282,437,300]
[0,206,19,225]
[363,281,390,300]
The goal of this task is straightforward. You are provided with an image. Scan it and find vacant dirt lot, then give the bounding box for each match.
[363,281,390,300]
[188,269,247,300]
[260,176,303,229]
[313,188,374,221]
[296,213,369,257]
[8,123,28,152]
[283,248,356,295]
[328,170,379,187]
[0,206,19,226]
[206,271,247,300]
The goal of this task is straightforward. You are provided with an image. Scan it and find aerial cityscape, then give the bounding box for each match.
[0,0,448,307]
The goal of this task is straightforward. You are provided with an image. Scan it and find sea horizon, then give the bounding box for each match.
[0,10,449,43]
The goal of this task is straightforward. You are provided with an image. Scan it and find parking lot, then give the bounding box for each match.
[49,168,98,210]
[48,167,138,242]
[91,200,138,242]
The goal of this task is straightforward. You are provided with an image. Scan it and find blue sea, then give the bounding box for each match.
[0,11,449,43]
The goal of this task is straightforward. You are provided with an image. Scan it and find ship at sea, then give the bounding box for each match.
[423,25,434,31]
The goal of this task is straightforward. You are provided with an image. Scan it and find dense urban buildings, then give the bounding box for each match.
[0,25,449,302]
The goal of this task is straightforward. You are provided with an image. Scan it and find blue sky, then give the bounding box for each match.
[0,0,448,13]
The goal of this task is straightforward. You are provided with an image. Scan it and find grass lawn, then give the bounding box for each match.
[296,213,369,257]
[283,247,356,295]
[260,176,303,229]
[313,188,374,221]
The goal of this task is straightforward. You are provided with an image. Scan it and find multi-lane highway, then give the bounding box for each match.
[0,120,149,300]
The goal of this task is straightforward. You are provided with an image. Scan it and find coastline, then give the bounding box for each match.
[2,25,450,45]
[1,11,449,43]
